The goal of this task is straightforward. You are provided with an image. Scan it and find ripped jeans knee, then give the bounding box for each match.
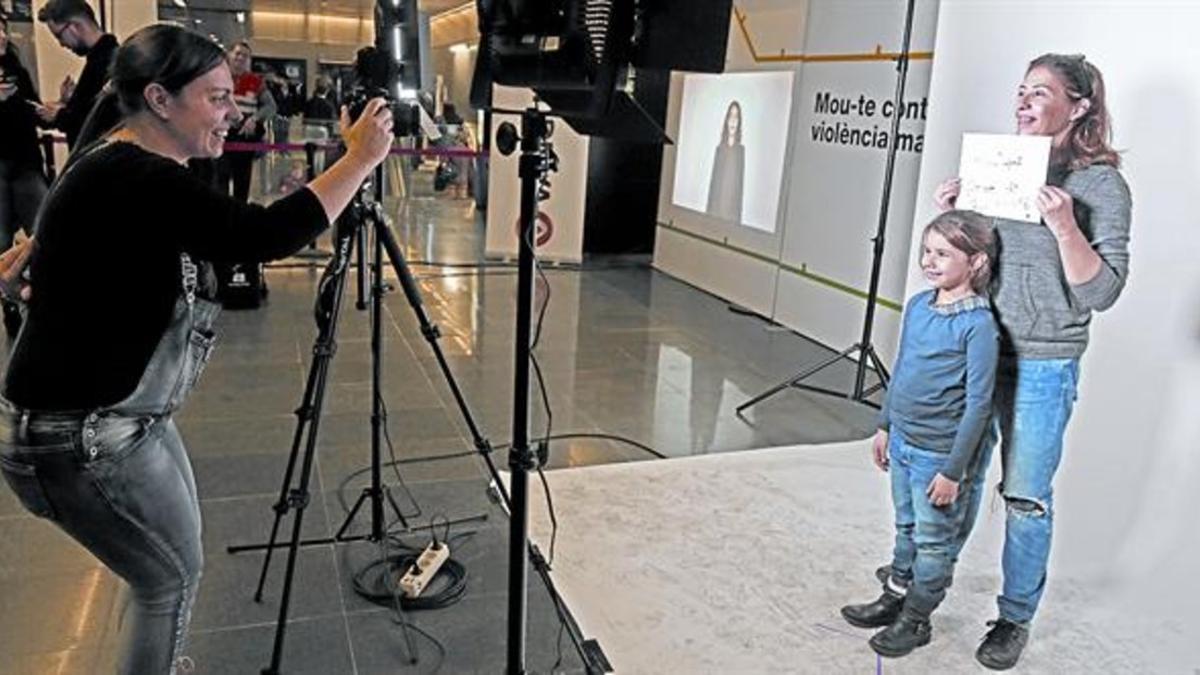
[1002,492,1050,519]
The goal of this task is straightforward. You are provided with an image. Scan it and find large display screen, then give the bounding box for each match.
[671,71,796,233]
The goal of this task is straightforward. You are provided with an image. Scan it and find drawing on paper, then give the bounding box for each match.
[956,133,1051,223]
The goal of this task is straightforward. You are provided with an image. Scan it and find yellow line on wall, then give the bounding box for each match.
[733,6,932,64]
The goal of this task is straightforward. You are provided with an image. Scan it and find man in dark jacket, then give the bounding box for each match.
[34,0,118,148]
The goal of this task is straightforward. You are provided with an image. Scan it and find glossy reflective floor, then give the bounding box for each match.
[0,166,879,674]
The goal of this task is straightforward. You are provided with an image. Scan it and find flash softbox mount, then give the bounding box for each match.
[472,0,733,141]
[469,1,734,673]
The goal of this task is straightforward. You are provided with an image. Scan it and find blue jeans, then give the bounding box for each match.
[0,413,202,673]
[888,433,971,619]
[955,357,1080,625]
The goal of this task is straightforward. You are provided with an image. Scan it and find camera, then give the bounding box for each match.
[344,0,423,137]
[345,83,421,138]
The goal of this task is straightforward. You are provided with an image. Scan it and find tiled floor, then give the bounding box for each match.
[0,178,881,673]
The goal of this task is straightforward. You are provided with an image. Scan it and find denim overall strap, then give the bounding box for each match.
[79,254,220,458]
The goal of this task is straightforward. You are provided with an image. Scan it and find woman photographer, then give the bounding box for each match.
[0,24,393,674]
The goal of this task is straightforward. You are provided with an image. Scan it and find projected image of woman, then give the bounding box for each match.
[706,100,744,223]
[926,54,1131,670]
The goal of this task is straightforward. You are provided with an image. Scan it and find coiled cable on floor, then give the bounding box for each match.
[351,540,468,612]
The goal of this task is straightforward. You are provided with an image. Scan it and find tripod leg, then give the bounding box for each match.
[333,488,372,541]
[355,212,368,311]
[373,211,509,509]
[255,226,358,674]
[236,227,355,593]
[262,483,316,675]
[383,485,410,531]
[866,344,892,387]
[248,370,318,601]
[736,343,861,415]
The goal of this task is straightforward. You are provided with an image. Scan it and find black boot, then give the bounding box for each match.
[976,619,1028,670]
[869,612,932,657]
[841,590,904,629]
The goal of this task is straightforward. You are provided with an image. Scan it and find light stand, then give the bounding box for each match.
[470,1,735,670]
[736,0,916,416]
[496,106,612,675]
[507,106,547,675]
[227,165,486,674]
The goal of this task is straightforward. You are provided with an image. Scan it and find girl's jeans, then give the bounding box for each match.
[954,357,1080,625]
[888,433,973,619]
[0,291,219,674]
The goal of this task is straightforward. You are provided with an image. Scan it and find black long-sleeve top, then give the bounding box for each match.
[0,48,44,168]
[50,33,118,147]
[4,141,329,410]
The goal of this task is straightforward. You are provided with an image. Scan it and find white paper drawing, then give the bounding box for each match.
[957,133,1051,223]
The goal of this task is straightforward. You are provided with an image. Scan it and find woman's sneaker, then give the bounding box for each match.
[976,618,1028,670]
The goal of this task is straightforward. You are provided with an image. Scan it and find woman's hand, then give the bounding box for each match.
[872,429,890,472]
[306,99,397,224]
[341,98,395,169]
[0,235,34,302]
[926,473,959,507]
[934,177,961,212]
[59,75,76,102]
[1036,185,1079,238]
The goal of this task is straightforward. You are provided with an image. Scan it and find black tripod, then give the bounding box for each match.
[736,0,916,416]
[226,167,488,674]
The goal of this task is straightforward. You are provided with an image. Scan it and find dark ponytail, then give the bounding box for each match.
[71,85,122,152]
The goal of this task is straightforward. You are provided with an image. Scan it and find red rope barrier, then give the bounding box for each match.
[222,140,484,159]
[40,133,484,158]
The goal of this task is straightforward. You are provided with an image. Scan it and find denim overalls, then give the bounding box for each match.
[0,253,219,674]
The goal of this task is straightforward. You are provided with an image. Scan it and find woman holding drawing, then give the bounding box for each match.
[928,53,1132,669]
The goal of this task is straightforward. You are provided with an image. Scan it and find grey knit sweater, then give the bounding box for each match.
[990,163,1132,358]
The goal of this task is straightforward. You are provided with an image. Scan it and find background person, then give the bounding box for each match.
[0,12,48,337]
[33,0,118,148]
[303,74,338,174]
[926,53,1132,671]
[214,40,275,203]
[0,24,393,674]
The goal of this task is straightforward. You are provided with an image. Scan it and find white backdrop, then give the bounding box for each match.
[908,0,1200,648]
[773,0,940,358]
[654,0,940,361]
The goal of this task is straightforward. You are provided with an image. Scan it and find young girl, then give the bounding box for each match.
[841,209,999,658]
